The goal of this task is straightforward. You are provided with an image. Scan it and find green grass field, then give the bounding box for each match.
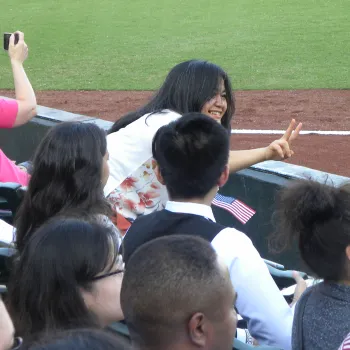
[0,0,349,90]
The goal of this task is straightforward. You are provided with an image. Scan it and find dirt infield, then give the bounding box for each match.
[1,89,349,177]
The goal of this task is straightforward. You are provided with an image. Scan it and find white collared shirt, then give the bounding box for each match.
[104,110,181,197]
[166,201,293,350]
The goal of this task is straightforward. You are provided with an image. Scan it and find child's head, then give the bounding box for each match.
[15,122,111,251]
[271,180,350,282]
[110,60,235,133]
[152,113,230,200]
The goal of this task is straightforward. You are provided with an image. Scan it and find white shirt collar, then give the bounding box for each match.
[165,201,216,222]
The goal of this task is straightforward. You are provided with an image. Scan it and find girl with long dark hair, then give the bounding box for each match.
[15,122,117,252]
[8,217,124,342]
[105,59,302,232]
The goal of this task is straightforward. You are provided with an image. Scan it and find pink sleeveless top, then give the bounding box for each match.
[0,98,18,128]
[0,98,29,185]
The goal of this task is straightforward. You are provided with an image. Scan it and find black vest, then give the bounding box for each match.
[122,209,226,265]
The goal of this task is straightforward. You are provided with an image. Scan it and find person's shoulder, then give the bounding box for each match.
[0,98,18,110]
[197,216,226,230]
[128,210,166,229]
[210,226,257,260]
[123,211,166,247]
[145,110,181,127]
[107,110,180,141]
[0,98,18,128]
[294,283,316,311]
[216,226,252,244]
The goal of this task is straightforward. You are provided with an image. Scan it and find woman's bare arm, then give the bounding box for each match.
[8,31,37,127]
[228,119,302,173]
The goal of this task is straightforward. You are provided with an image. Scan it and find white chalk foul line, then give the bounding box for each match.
[231,130,350,135]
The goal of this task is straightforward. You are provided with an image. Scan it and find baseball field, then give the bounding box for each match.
[1,0,349,175]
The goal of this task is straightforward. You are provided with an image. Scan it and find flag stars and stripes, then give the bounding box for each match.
[212,193,256,224]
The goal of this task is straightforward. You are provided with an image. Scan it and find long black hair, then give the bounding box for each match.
[270,180,350,281]
[109,60,235,133]
[15,122,112,252]
[8,217,121,340]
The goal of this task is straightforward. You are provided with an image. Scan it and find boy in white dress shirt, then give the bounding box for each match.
[123,113,302,349]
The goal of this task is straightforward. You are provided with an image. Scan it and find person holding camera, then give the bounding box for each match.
[1,31,37,127]
[0,31,36,185]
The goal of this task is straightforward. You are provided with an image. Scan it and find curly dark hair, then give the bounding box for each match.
[270,179,350,281]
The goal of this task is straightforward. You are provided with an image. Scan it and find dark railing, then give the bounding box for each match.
[1,99,348,270]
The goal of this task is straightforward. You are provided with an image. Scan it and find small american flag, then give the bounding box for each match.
[340,334,350,350]
[212,193,256,224]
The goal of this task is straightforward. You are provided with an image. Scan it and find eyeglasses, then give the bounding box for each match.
[91,269,124,281]
[11,337,23,350]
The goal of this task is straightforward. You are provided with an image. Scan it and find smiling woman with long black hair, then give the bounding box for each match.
[105,59,302,233]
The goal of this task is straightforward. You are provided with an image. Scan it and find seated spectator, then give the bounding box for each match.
[7,217,124,342]
[1,31,37,186]
[1,31,37,126]
[271,180,350,350]
[122,113,303,349]
[106,59,301,234]
[121,235,237,350]
[0,149,29,186]
[21,329,131,350]
[14,122,118,252]
[339,333,350,350]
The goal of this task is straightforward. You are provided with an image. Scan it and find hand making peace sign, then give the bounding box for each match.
[264,119,303,161]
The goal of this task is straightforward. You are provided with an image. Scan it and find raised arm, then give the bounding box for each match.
[8,31,37,127]
[228,119,302,173]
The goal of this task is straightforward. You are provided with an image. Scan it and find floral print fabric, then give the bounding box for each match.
[107,158,167,232]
